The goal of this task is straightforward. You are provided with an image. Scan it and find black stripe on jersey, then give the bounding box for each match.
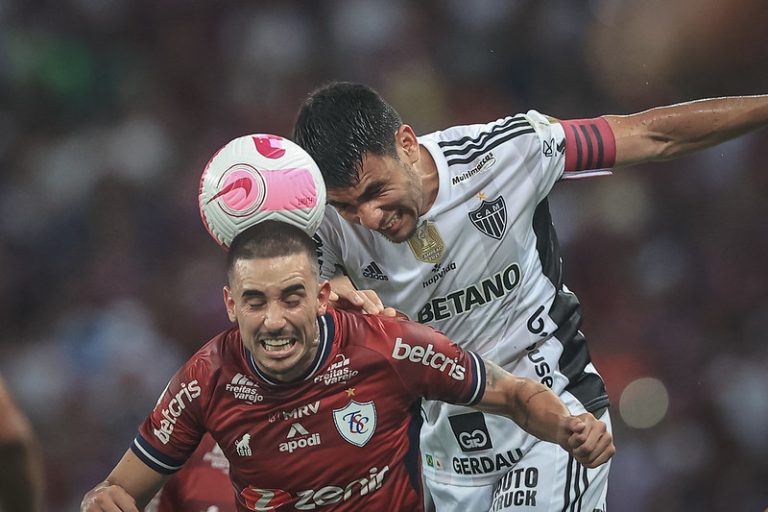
[532,199,609,412]
[446,127,536,166]
[440,116,530,159]
[571,462,583,511]
[562,455,574,511]
[131,435,185,474]
[438,115,525,150]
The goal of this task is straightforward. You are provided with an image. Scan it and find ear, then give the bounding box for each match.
[316,280,332,316]
[223,286,237,323]
[396,124,419,163]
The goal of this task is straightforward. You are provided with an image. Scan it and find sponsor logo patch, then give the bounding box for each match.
[449,412,492,452]
[241,466,389,511]
[279,422,321,453]
[314,354,358,386]
[391,337,466,381]
[226,373,264,403]
[153,380,202,444]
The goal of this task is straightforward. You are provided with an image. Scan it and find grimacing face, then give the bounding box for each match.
[223,252,330,383]
[326,127,427,243]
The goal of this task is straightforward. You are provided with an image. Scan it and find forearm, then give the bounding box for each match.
[606,94,768,166]
[474,362,570,444]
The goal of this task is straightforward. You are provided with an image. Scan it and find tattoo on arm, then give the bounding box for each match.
[485,361,505,389]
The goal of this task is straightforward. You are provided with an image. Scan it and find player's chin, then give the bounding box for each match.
[381,218,418,243]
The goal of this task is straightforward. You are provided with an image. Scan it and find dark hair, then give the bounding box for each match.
[293,81,402,189]
[227,221,319,280]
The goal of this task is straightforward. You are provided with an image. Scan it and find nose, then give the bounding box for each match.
[263,302,286,332]
[356,202,383,230]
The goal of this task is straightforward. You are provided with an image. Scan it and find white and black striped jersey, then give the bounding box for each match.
[314,110,609,485]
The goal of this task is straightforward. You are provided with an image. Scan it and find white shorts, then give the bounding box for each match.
[424,411,612,512]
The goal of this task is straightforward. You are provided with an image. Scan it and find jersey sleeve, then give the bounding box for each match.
[131,357,212,475]
[521,110,612,201]
[314,206,345,281]
[384,319,486,406]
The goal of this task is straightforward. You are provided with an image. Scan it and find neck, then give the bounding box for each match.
[417,144,439,214]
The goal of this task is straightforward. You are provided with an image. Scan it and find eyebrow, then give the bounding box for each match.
[240,283,306,299]
[329,181,385,207]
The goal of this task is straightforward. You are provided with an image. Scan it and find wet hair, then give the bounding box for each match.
[293,81,402,189]
[226,221,319,281]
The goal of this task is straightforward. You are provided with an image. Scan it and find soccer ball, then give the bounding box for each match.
[199,134,326,249]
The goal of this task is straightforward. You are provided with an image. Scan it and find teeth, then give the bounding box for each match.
[262,339,295,352]
[382,213,398,231]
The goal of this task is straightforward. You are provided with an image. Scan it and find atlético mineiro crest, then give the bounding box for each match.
[468,196,507,240]
[333,400,377,447]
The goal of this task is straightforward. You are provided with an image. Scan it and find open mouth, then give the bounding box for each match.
[261,338,297,354]
[381,212,400,232]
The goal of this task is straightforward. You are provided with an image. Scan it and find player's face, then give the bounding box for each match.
[327,132,426,243]
[224,252,330,383]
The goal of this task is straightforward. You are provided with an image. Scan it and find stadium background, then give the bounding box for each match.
[1,1,767,510]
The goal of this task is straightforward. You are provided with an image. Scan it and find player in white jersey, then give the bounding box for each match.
[293,82,768,511]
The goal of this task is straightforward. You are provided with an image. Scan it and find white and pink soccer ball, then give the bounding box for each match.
[199,134,326,249]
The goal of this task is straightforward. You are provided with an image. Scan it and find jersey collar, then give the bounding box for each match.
[246,312,335,386]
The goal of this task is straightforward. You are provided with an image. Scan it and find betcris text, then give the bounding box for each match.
[153,380,202,444]
[391,337,465,380]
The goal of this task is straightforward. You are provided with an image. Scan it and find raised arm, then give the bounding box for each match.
[605,94,768,167]
[81,449,168,512]
[473,361,614,468]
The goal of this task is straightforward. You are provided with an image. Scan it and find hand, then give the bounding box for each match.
[329,287,398,317]
[558,413,615,468]
[81,484,140,512]
[328,275,397,316]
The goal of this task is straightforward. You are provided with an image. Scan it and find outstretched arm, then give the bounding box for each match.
[81,449,168,512]
[605,95,768,167]
[472,361,614,468]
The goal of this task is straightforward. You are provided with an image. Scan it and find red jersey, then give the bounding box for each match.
[132,308,486,511]
[146,433,236,512]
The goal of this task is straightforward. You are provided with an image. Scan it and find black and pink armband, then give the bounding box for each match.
[560,117,616,171]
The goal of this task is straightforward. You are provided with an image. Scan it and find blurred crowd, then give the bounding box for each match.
[1,1,767,510]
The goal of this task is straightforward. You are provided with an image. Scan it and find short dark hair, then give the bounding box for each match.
[227,221,319,280]
[293,82,402,189]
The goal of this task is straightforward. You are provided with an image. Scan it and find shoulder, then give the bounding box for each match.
[332,307,439,351]
[178,328,241,387]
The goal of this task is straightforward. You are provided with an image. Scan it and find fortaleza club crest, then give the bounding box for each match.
[468,196,507,240]
[333,400,377,447]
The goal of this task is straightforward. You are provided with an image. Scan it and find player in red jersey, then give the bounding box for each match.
[144,433,235,512]
[81,221,614,512]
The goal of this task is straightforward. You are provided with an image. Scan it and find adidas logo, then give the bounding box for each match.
[362,261,389,281]
[226,373,264,403]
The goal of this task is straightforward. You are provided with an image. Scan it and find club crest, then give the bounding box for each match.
[333,400,377,447]
[468,196,507,240]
